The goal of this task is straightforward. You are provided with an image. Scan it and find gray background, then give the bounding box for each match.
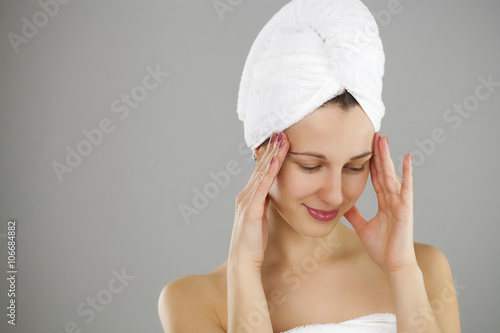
[1,0,499,332]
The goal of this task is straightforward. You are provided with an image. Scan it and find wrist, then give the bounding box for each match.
[228,256,262,276]
[384,263,422,285]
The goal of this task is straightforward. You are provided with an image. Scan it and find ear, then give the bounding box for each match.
[253,147,262,162]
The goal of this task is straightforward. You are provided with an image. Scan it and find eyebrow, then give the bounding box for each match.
[289,151,373,161]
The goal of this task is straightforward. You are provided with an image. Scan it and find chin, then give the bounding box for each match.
[300,221,341,238]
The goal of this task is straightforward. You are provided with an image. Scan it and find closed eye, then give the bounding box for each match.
[346,166,365,172]
[298,164,367,173]
[299,165,319,172]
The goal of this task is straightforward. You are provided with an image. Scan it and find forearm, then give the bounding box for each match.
[386,264,442,333]
[227,261,273,333]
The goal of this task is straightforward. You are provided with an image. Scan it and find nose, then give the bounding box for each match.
[317,169,344,208]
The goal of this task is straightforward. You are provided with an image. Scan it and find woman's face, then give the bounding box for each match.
[265,103,375,237]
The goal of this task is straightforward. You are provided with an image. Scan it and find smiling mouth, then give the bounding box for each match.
[303,204,339,222]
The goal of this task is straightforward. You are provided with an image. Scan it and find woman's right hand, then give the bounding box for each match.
[228,132,289,271]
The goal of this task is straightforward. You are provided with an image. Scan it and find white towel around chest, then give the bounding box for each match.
[280,313,397,333]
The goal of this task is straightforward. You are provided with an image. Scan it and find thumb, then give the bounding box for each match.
[261,196,270,247]
[262,195,270,221]
[343,205,366,234]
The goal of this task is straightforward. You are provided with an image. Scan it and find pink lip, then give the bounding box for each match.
[303,204,339,222]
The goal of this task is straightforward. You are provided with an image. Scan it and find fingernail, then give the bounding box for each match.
[270,133,277,145]
[410,153,412,164]
[277,132,283,143]
[279,137,285,148]
[270,156,276,165]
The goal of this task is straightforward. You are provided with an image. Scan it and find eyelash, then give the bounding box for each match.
[299,164,365,173]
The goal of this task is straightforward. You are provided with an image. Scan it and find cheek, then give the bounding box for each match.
[269,163,315,200]
[343,171,370,199]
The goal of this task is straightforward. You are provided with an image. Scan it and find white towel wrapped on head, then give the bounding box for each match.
[236,0,385,150]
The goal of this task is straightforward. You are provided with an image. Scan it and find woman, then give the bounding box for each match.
[159,0,461,332]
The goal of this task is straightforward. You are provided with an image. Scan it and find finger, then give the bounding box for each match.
[372,132,385,191]
[379,136,400,194]
[239,140,278,207]
[370,133,382,193]
[262,195,270,232]
[343,205,367,234]
[237,153,277,221]
[372,133,390,209]
[370,158,382,193]
[251,132,288,201]
[243,132,288,218]
[400,153,413,206]
[247,133,279,186]
[251,132,283,189]
[236,139,277,213]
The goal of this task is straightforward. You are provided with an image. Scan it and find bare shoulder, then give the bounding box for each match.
[414,242,452,280]
[414,242,454,294]
[158,265,227,333]
[414,242,461,332]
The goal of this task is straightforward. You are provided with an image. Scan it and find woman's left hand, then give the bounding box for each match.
[344,132,417,274]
